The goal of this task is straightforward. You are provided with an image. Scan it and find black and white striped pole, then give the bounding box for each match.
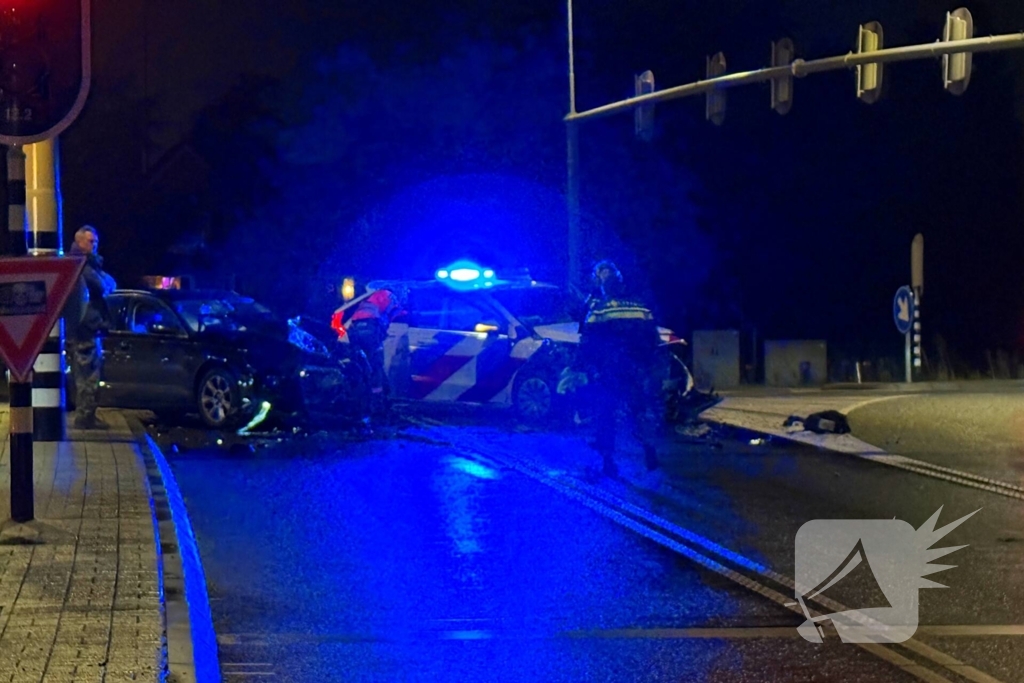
[5,146,33,522]
[8,376,34,522]
[26,139,65,441]
[912,233,924,379]
[8,380,33,522]
[7,146,27,256]
[913,295,922,374]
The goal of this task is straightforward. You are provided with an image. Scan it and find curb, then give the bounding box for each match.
[717,379,1024,396]
[129,415,222,683]
[699,414,1024,501]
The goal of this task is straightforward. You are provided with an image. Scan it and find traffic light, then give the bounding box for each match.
[634,69,655,141]
[942,8,973,95]
[771,38,795,115]
[856,21,884,104]
[0,0,89,145]
[706,52,727,125]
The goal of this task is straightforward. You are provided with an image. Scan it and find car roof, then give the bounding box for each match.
[112,288,255,303]
[366,279,561,293]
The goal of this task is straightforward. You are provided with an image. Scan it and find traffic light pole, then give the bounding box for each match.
[566,0,582,291]
[26,139,65,442]
[567,122,581,294]
[6,146,26,256]
[565,31,1024,123]
[8,375,34,522]
[3,144,38,523]
[0,0,91,525]
[3,144,37,522]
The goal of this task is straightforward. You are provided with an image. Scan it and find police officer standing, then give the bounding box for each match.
[578,260,661,477]
[344,288,402,423]
[66,225,116,429]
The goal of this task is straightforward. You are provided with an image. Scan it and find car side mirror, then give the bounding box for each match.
[149,323,181,336]
[474,322,501,335]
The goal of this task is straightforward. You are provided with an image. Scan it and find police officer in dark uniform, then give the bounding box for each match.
[579,260,661,477]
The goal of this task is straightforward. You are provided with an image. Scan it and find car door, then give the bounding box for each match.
[95,294,131,407]
[104,296,193,408]
[400,286,457,401]
[439,293,518,403]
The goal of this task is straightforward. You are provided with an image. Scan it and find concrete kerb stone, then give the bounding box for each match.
[718,378,1024,397]
[126,414,221,683]
[698,402,1024,501]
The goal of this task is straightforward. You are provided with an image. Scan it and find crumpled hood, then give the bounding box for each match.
[533,322,581,343]
[197,318,333,370]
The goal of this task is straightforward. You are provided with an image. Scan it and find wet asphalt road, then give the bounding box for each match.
[155,400,1024,683]
[848,390,1024,484]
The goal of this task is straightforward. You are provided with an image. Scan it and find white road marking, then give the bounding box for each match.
[704,394,1024,501]
[421,421,1009,683]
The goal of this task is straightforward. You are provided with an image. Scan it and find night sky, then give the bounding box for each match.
[50,1,1024,373]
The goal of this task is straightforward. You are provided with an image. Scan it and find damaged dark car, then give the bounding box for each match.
[71,289,362,429]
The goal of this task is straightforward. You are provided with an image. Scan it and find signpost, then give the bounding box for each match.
[911,234,924,375]
[1,0,92,444]
[894,285,914,383]
[0,256,83,522]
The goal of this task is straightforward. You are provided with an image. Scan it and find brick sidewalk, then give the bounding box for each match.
[0,409,163,683]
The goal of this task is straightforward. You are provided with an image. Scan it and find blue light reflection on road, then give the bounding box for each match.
[170,438,749,681]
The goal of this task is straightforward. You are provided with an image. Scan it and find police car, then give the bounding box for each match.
[331,263,694,422]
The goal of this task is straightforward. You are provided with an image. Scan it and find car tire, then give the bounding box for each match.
[196,367,243,429]
[512,370,560,425]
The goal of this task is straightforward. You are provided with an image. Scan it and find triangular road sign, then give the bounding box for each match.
[0,257,85,382]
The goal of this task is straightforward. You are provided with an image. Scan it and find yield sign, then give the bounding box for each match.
[0,257,84,382]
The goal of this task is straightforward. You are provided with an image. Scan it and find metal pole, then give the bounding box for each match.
[6,145,26,256]
[566,32,1024,123]
[26,138,65,441]
[566,0,581,291]
[905,330,912,383]
[567,0,577,117]
[9,376,34,522]
[567,123,581,293]
[5,145,37,519]
[142,0,149,174]
[912,290,922,378]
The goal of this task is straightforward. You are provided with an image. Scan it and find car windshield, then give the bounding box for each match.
[174,297,274,333]
[490,286,577,328]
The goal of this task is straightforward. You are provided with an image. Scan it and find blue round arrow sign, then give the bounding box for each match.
[894,286,914,334]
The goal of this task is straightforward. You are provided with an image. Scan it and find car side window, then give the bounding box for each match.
[444,295,503,333]
[106,296,131,332]
[405,288,445,329]
[131,300,184,335]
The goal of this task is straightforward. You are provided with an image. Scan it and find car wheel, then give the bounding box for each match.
[197,367,241,429]
[513,372,557,424]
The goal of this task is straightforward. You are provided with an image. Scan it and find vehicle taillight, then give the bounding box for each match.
[331,311,346,339]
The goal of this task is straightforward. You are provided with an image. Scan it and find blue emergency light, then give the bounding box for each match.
[435,261,497,291]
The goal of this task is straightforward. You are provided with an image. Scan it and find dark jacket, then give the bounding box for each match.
[66,244,116,341]
[579,277,659,372]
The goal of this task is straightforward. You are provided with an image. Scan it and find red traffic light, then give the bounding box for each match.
[0,0,89,144]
